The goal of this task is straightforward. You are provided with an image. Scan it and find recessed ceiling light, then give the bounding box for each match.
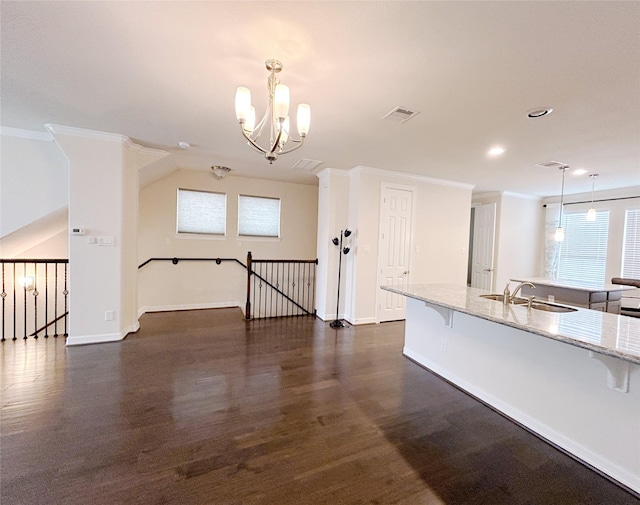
[527,107,553,118]
[178,141,190,149]
[487,146,505,156]
[572,168,588,176]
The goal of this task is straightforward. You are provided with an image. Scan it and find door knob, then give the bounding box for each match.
[483,268,493,272]
[403,271,409,275]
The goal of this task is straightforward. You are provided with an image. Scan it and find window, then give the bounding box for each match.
[238,195,280,237]
[557,210,610,284]
[622,209,640,278]
[176,189,226,235]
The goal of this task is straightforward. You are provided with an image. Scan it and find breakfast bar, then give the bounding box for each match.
[381,283,640,496]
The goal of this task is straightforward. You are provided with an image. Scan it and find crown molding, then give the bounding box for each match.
[502,191,541,201]
[45,124,130,144]
[316,167,350,179]
[349,166,475,190]
[1,126,53,141]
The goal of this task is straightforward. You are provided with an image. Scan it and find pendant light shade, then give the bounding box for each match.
[555,166,569,242]
[586,174,598,222]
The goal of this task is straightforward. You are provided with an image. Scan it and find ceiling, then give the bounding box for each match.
[2,1,639,196]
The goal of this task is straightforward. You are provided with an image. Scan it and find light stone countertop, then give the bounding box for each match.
[381,283,640,365]
[509,277,637,293]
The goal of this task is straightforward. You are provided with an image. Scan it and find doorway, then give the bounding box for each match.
[469,203,496,291]
[377,184,415,322]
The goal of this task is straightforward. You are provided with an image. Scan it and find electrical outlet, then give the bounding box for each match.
[105,310,114,321]
[440,339,447,352]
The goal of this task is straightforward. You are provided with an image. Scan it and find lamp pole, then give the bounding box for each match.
[330,229,351,328]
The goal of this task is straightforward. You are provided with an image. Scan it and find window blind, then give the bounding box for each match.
[622,209,640,278]
[557,210,610,284]
[238,195,280,237]
[176,189,226,235]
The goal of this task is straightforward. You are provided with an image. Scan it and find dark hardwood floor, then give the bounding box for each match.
[2,308,638,505]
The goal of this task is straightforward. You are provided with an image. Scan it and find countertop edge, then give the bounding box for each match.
[382,285,640,365]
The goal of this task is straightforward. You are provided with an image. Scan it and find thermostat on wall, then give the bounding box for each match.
[71,227,86,236]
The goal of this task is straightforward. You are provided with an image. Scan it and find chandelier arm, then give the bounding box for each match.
[240,126,268,155]
[278,137,306,155]
[267,120,285,156]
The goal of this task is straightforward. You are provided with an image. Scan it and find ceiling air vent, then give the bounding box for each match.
[382,106,421,123]
[291,158,323,171]
[535,160,569,170]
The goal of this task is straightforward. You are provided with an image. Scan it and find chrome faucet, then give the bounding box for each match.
[509,281,535,303]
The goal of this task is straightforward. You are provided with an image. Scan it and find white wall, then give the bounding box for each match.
[138,169,318,313]
[0,130,69,238]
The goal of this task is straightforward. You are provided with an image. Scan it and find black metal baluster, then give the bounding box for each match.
[257,263,262,320]
[12,263,17,340]
[63,263,68,337]
[297,263,301,316]
[312,261,317,316]
[33,264,39,339]
[44,263,49,338]
[303,263,308,315]
[23,262,28,340]
[1,263,5,342]
[54,264,59,337]
[287,262,292,317]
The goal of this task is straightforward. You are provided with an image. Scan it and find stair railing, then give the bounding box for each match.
[0,259,69,341]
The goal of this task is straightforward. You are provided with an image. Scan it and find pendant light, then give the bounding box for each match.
[554,166,569,242]
[586,174,598,222]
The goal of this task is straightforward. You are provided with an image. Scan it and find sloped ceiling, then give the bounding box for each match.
[1,1,639,195]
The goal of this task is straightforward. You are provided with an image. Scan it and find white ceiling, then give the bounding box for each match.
[2,1,639,196]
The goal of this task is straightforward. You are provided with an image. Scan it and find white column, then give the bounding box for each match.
[46,125,167,345]
[315,168,350,321]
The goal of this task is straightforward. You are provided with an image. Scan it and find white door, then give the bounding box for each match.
[470,203,496,291]
[378,187,414,322]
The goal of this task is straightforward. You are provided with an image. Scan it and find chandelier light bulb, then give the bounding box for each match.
[274,84,290,120]
[235,87,251,122]
[244,106,256,134]
[297,104,311,136]
[586,207,596,222]
[555,226,565,242]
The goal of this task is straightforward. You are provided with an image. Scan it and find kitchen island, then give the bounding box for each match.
[381,283,640,496]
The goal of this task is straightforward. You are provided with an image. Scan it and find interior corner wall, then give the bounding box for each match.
[472,193,544,290]
[496,195,544,288]
[315,169,350,321]
[347,168,473,325]
[138,170,318,314]
[49,128,137,345]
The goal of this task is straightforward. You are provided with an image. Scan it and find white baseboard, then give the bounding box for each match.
[350,317,377,325]
[66,332,124,346]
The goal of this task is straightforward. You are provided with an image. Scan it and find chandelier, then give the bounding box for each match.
[235,59,311,163]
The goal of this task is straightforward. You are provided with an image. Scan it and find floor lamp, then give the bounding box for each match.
[330,229,351,328]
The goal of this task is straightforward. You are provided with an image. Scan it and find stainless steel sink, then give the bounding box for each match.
[529,302,577,313]
[479,294,527,305]
[479,294,577,313]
